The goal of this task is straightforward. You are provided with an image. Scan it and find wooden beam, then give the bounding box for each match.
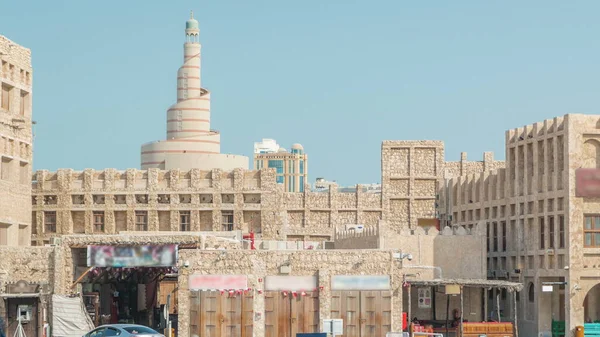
[71,266,94,289]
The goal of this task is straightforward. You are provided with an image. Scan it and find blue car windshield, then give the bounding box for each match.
[123,327,158,335]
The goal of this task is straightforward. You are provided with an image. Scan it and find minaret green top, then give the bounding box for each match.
[186,10,199,29]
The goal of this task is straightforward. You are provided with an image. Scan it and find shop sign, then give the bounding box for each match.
[87,244,178,267]
[331,275,390,290]
[418,288,432,309]
[188,275,248,290]
[576,168,600,197]
[264,276,317,291]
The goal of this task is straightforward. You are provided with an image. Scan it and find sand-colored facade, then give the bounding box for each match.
[16,14,600,337]
[0,35,33,247]
[446,114,600,336]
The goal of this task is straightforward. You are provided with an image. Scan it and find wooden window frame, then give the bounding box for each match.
[93,211,105,232]
[135,211,148,231]
[44,211,56,233]
[180,211,191,231]
[222,211,234,231]
[584,215,600,247]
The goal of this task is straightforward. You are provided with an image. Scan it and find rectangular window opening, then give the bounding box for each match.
[180,211,191,231]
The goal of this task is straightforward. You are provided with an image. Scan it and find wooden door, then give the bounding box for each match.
[331,291,392,337]
[189,290,253,337]
[159,281,178,314]
[7,298,38,337]
[360,291,392,337]
[332,291,361,337]
[265,291,319,337]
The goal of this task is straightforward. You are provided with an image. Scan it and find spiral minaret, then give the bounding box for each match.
[141,12,248,170]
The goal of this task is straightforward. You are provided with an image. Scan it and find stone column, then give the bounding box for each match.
[177,269,190,337]
[52,246,65,294]
[318,269,331,331]
[191,210,200,232]
[390,253,403,332]
[252,273,265,337]
[329,184,338,230]
[170,211,179,231]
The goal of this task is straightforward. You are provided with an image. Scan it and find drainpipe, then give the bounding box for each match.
[403,265,444,279]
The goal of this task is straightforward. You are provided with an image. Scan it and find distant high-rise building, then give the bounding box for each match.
[253,139,307,192]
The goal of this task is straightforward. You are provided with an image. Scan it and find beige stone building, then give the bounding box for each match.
[0,15,533,337]
[444,114,600,336]
[0,35,33,247]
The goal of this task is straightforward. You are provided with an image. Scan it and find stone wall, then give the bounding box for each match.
[381,141,501,234]
[335,221,487,280]
[333,224,380,249]
[0,35,33,246]
[283,184,382,240]
[32,168,383,244]
[177,249,402,337]
[0,247,53,287]
[444,151,505,179]
[381,141,445,231]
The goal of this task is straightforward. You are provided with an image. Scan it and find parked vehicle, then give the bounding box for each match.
[83,324,164,337]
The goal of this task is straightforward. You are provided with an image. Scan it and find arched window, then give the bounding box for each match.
[583,139,600,168]
[528,283,534,303]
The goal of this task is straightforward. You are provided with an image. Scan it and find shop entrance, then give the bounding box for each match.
[80,266,178,329]
[330,291,392,337]
[264,291,319,337]
[72,244,179,332]
[189,290,253,337]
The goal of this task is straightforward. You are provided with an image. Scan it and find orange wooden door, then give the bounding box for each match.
[265,291,319,337]
[331,291,361,337]
[331,291,392,337]
[189,290,253,337]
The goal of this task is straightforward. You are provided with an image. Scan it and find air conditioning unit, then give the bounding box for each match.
[17,305,32,323]
[49,237,62,246]
[323,241,335,249]
[344,224,364,233]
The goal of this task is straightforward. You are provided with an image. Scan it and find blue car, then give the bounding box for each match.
[83,324,164,337]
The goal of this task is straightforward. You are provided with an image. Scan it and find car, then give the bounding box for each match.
[83,324,165,337]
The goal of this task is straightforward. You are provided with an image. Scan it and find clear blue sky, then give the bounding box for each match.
[2,1,600,186]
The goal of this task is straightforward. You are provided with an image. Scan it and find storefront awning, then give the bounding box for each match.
[405,278,524,292]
